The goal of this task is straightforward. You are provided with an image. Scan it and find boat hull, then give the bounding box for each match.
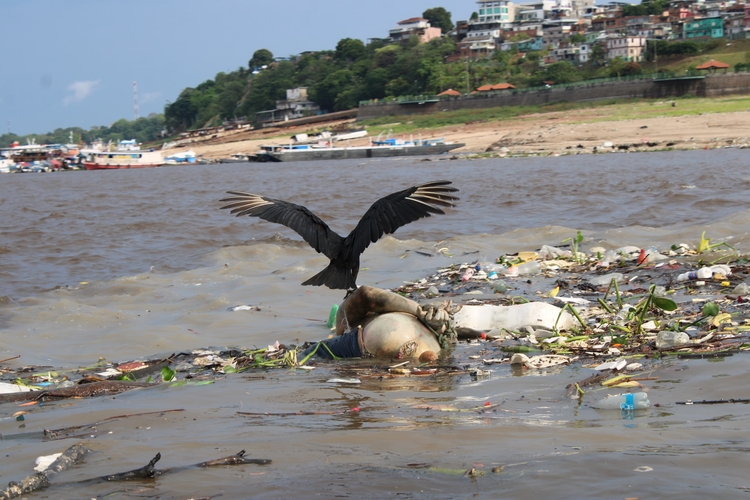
[258,143,465,162]
[83,162,164,170]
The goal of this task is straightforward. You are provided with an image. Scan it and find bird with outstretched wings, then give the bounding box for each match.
[220,180,458,291]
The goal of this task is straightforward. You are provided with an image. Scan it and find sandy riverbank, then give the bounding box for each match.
[162,103,750,161]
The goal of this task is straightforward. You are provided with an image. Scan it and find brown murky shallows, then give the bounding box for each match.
[1,150,749,498]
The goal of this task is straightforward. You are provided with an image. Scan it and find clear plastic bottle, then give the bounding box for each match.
[590,273,624,286]
[677,267,712,282]
[732,283,750,296]
[509,261,542,276]
[593,392,650,410]
[655,331,691,349]
[480,263,507,274]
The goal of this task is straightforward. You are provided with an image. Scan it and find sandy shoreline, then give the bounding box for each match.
[162,105,750,161]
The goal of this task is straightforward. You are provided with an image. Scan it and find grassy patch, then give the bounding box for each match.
[359,95,750,135]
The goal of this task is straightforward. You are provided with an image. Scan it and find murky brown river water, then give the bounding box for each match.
[1,150,749,498]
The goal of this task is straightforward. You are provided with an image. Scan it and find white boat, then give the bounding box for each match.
[0,157,14,174]
[81,140,164,170]
[250,138,464,162]
[164,150,197,165]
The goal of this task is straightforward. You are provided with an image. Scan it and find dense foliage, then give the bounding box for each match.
[621,0,670,16]
[0,115,165,149]
[5,1,745,145]
[423,7,454,33]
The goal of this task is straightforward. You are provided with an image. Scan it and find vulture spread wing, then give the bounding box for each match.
[345,180,459,259]
[219,192,342,259]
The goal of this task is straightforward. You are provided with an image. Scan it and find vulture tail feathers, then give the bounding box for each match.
[301,262,355,290]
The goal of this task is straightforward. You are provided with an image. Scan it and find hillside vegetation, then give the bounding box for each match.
[3,25,750,148]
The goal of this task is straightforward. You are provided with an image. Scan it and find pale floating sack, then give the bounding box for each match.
[453,302,576,332]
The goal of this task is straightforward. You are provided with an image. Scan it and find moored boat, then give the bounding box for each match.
[81,140,164,170]
[251,138,464,163]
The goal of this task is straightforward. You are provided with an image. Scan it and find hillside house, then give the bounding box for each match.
[255,88,320,124]
[683,16,724,39]
[606,34,646,61]
[389,18,442,43]
[457,35,498,58]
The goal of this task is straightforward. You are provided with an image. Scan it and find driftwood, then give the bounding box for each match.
[565,371,609,397]
[0,409,184,442]
[0,380,156,405]
[1,447,270,498]
[103,453,162,481]
[101,449,271,480]
[43,409,185,440]
[0,443,89,499]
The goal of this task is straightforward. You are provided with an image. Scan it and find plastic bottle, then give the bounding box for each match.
[590,273,624,286]
[615,304,634,324]
[677,267,713,282]
[593,392,650,410]
[480,263,507,274]
[655,331,691,349]
[326,304,339,329]
[509,261,542,276]
[731,283,750,296]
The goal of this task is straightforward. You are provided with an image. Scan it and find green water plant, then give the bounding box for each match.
[561,231,584,264]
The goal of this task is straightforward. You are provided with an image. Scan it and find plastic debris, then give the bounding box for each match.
[0,382,35,394]
[592,392,650,410]
[589,273,624,286]
[655,331,691,349]
[453,302,576,332]
[593,359,628,371]
[326,378,361,384]
[509,353,575,369]
[34,453,63,472]
[227,304,261,312]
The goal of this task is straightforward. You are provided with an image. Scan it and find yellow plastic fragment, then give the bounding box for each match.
[517,251,538,262]
[602,374,631,387]
[698,231,710,253]
[612,381,642,389]
[712,313,732,327]
[548,286,560,298]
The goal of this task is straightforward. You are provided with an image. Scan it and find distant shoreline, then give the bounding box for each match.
[163,97,750,161]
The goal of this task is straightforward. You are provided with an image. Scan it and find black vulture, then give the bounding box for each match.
[220,180,459,291]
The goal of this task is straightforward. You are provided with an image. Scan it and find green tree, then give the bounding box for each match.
[335,38,367,63]
[540,61,583,85]
[311,69,356,110]
[423,7,454,33]
[589,43,607,66]
[385,77,411,97]
[374,45,402,68]
[249,48,274,70]
[570,33,586,44]
[608,57,632,78]
[165,88,199,130]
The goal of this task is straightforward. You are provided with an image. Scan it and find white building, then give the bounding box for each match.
[606,35,646,61]
[475,0,513,23]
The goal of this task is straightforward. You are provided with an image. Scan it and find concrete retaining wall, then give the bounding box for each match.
[356,73,750,120]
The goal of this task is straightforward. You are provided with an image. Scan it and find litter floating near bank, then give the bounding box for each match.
[2,232,749,422]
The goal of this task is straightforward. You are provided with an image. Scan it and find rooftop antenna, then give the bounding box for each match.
[133,81,139,120]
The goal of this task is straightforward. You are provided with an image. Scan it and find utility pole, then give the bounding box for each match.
[133,81,139,120]
[465,57,470,93]
[648,38,657,74]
